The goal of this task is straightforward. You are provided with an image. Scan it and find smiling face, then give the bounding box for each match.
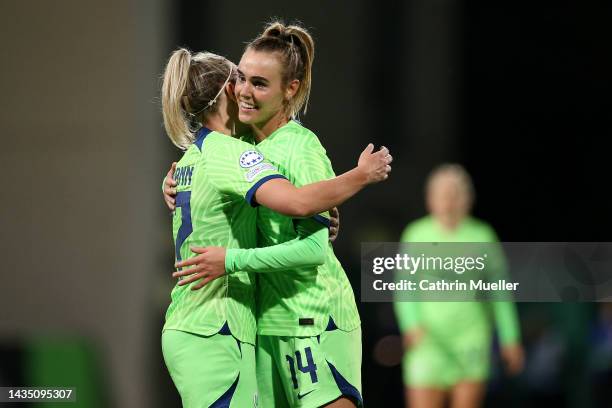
[234,48,299,137]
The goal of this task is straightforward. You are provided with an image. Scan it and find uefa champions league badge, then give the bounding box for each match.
[239,150,264,168]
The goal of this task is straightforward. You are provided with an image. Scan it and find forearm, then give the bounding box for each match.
[492,301,521,345]
[255,169,368,217]
[293,167,368,216]
[225,223,328,273]
[393,300,421,332]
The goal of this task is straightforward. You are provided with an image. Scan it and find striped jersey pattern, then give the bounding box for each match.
[163,129,284,345]
[243,121,361,336]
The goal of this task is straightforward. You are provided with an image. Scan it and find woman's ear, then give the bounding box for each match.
[226,82,237,102]
[285,79,300,100]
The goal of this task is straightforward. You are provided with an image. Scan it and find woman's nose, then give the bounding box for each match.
[240,82,253,96]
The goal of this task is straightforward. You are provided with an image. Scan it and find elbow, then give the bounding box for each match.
[306,250,326,267]
[310,240,327,266]
[310,248,326,266]
[314,253,326,266]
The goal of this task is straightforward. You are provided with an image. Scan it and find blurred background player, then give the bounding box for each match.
[393,164,524,408]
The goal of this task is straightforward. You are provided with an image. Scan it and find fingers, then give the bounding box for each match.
[164,175,177,188]
[329,207,339,218]
[386,154,393,164]
[175,255,204,269]
[163,187,177,210]
[190,246,210,254]
[378,145,389,156]
[163,163,178,211]
[191,274,219,290]
[164,185,177,195]
[165,163,177,187]
[173,265,203,279]
[173,248,210,268]
[164,196,176,211]
[163,178,177,210]
[177,272,205,286]
[359,143,374,160]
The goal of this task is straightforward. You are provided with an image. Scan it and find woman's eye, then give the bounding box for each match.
[237,75,245,83]
[254,82,266,88]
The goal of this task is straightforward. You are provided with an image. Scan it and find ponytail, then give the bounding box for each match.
[162,48,193,149]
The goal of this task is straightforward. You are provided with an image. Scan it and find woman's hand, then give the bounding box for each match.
[163,162,178,211]
[402,327,426,350]
[329,207,340,242]
[172,247,227,290]
[501,343,525,376]
[357,144,392,184]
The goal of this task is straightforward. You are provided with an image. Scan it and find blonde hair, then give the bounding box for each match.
[161,48,234,149]
[247,21,315,119]
[426,163,475,203]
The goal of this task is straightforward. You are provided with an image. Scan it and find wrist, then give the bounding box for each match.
[351,166,370,186]
[224,248,237,275]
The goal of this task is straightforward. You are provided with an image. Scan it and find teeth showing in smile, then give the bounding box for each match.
[240,101,256,110]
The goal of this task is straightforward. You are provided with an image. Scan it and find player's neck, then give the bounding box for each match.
[250,111,289,143]
[204,113,233,136]
[436,217,462,233]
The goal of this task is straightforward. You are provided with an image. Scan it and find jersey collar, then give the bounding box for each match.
[194,127,212,151]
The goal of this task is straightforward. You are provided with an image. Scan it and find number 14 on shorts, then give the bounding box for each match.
[286,347,318,389]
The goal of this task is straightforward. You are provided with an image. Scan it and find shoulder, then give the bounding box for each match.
[466,216,499,241]
[205,132,262,158]
[202,133,268,172]
[276,121,325,152]
[400,216,432,241]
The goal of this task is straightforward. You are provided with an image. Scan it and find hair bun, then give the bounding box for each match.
[266,27,282,37]
[263,22,299,45]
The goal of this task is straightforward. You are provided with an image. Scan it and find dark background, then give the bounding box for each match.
[1,0,611,406]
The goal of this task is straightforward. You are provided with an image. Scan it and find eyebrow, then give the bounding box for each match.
[237,69,269,83]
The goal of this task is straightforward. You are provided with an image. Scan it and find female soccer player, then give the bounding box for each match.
[170,22,369,408]
[160,48,390,408]
[394,164,524,408]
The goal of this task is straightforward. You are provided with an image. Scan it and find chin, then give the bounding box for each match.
[238,113,256,124]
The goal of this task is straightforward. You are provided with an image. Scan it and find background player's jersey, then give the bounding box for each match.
[163,128,285,345]
[394,215,520,345]
[243,121,361,336]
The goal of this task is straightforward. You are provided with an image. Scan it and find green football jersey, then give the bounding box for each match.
[393,215,520,345]
[163,128,285,345]
[243,120,361,336]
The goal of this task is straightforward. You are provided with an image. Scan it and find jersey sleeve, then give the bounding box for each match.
[224,218,328,273]
[207,138,286,206]
[284,131,335,224]
[393,301,421,333]
[400,224,416,242]
[492,301,521,345]
[394,221,423,332]
[478,222,521,344]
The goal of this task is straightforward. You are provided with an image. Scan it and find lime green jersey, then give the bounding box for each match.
[394,215,520,345]
[163,128,285,345]
[243,121,361,336]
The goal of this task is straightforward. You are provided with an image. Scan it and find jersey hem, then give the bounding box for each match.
[162,324,256,346]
